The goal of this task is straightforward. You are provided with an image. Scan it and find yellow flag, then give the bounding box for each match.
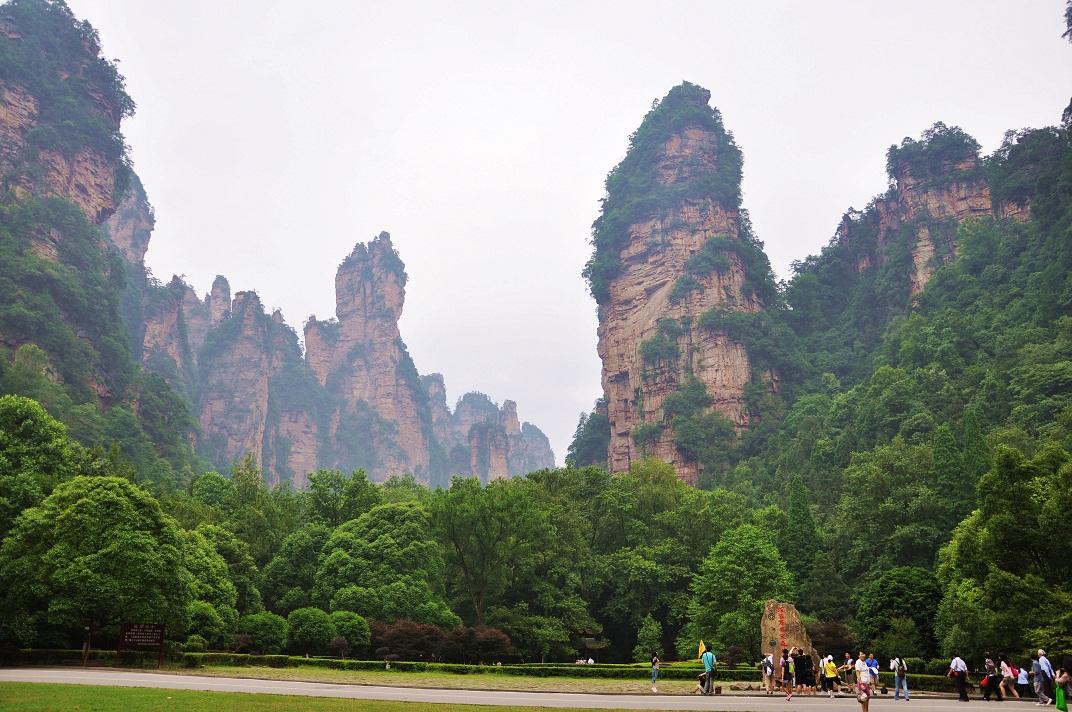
[697,640,704,660]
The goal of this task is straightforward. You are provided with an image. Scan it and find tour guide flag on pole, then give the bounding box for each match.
[697,640,704,660]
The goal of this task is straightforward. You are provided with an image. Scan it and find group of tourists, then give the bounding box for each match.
[752,647,1072,707]
[761,649,885,702]
[948,649,1071,705]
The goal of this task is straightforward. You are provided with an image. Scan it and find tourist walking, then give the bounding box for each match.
[890,655,910,701]
[1041,650,1057,704]
[781,648,795,701]
[983,652,1004,701]
[650,653,659,693]
[949,652,970,702]
[1055,657,1070,712]
[1032,653,1052,705]
[1000,655,1021,700]
[855,651,872,712]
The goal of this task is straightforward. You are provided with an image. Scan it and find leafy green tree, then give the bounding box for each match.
[0,477,189,646]
[186,599,227,648]
[679,524,794,659]
[856,566,941,655]
[936,444,1072,658]
[287,607,336,656]
[314,501,458,628]
[180,528,238,643]
[798,551,852,620]
[306,468,382,528]
[782,474,821,580]
[565,399,610,468]
[238,611,287,654]
[330,610,370,655]
[197,524,262,614]
[830,439,952,581]
[873,616,924,659]
[0,394,83,538]
[191,471,235,510]
[632,613,662,662]
[261,524,330,615]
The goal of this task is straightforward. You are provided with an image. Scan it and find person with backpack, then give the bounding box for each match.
[983,652,1004,701]
[781,648,796,701]
[761,653,776,695]
[1000,655,1021,700]
[890,655,910,701]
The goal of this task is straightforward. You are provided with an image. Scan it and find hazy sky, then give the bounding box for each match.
[67,0,1070,464]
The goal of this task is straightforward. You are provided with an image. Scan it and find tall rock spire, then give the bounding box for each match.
[586,82,777,485]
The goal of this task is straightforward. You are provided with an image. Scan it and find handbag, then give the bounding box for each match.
[1056,685,1067,712]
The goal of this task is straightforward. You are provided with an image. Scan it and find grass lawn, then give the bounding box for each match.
[0,682,645,712]
[166,664,718,694]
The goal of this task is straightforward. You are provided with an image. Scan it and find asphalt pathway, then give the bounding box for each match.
[0,668,1033,710]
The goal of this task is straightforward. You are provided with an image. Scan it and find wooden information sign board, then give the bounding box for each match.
[117,623,166,668]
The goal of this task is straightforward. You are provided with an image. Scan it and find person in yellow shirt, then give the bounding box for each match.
[824,656,839,698]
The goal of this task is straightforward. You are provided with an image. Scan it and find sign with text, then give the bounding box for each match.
[117,623,165,668]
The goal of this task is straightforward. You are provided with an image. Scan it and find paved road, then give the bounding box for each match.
[0,668,1024,710]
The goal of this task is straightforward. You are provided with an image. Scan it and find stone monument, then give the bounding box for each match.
[761,600,816,659]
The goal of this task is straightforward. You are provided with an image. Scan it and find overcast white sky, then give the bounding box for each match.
[68,0,1070,465]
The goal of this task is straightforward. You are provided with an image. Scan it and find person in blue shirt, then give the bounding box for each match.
[866,653,880,685]
[1038,649,1056,704]
[701,645,717,695]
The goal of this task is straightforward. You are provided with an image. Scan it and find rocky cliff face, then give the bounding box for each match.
[587,82,774,485]
[304,234,434,481]
[424,385,555,483]
[129,232,555,487]
[836,124,1031,298]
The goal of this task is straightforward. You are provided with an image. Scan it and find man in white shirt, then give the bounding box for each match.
[948,654,969,702]
[1038,649,1055,704]
[855,651,872,711]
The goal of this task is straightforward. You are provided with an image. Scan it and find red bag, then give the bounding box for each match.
[980,676,989,687]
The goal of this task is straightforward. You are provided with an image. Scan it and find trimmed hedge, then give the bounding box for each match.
[180,653,768,681]
[0,649,161,668]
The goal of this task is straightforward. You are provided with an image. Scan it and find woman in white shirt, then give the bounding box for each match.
[855,652,872,711]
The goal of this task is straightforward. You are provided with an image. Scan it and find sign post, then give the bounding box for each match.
[117,623,166,669]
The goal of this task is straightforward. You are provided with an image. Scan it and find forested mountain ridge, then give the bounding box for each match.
[569,16,1072,660]
[0,0,553,488]
[0,0,201,488]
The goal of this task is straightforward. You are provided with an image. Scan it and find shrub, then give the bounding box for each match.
[330,611,370,656]
[287,608,336,656]
[183,635,207,653]
[238,612,287,655]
